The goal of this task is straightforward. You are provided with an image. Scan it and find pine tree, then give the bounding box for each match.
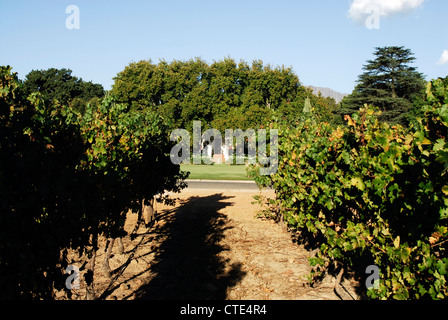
[339,46,426,125]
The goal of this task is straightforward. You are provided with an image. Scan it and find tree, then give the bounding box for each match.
[111,57,333,132]
[21,68,104,111]
[339,46,426,125]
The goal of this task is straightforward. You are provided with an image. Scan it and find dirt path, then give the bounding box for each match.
[59,188,360,300]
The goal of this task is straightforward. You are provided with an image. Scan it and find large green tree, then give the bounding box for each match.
[21,68,104,112]
[339,46,426,125]
[111,57,337,131]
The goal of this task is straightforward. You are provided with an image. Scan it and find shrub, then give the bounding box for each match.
[251,77,448,299]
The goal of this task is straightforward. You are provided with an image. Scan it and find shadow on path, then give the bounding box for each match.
[132,193,246,300]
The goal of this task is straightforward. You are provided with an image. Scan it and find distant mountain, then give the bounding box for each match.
[308,86,348,103]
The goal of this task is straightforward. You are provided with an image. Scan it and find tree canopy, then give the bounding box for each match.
[21,68,105,113]
[339,46,426,125]
[111,57,338,131]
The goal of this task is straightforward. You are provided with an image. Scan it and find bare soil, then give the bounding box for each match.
[57,188,361,300]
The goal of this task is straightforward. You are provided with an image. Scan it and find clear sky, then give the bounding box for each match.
[1,0,447,94]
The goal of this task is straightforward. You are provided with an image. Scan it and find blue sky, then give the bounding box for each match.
[1,0,447,94]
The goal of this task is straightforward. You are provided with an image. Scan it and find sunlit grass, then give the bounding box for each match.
[180,164,252,181]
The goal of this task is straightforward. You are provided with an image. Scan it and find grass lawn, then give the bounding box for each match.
[180,164,253,181]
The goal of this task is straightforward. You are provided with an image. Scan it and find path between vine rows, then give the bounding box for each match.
[59,188,361,300]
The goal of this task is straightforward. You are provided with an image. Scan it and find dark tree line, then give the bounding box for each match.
[20,68,105,114]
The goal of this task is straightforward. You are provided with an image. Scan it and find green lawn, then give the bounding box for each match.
[180,164,252,181]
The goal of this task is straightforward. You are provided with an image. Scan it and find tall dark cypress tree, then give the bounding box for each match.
[339,46,426,125]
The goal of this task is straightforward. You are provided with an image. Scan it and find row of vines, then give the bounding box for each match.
[0,66,187,299]
[251,77,448,299]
